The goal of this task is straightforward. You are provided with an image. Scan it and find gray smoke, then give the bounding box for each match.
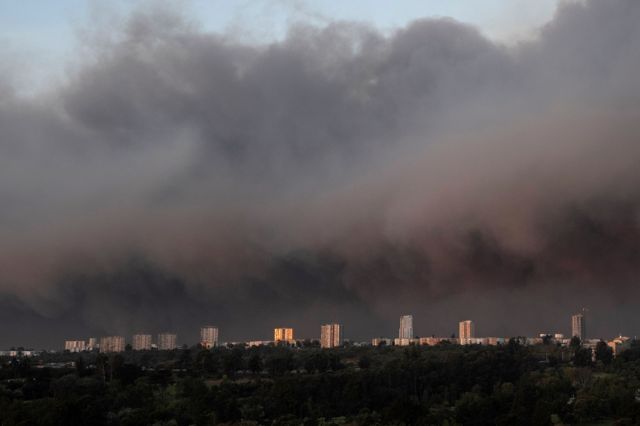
[2,0,640,347]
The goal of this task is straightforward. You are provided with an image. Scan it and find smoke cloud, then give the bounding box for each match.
[2,0,640,347]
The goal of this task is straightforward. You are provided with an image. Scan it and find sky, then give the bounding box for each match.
[2,0,640,349]
[0,0,560,91]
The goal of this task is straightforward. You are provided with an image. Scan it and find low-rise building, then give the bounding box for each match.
[0,350,39,357]
[247,340,273,347]
[371,337,393,346]
[608,336,631,356]
[394,338,419,346]
[419,336,457,346]
[486,337,507,346]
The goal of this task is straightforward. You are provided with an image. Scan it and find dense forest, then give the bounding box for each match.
[1,340,640,425]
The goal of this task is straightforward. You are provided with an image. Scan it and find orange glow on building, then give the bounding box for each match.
[274,327,294,342]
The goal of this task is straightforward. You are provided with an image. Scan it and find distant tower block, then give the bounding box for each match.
[132,334,152,350]
[157,333,177,350]
[572,313,586,341]
[200,326,219,349]
[399,315,413,339]
[320,323,342,348]
[100,336,125,353]
[274,327,294,343]
[459,320,475,345]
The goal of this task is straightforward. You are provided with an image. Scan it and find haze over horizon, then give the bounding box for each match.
[1,0,640,348]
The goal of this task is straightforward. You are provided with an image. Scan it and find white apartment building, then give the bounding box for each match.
[399,315,413,339]
[200,326,219,349]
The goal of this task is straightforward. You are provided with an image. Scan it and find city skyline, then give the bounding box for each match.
[49,311,633,353]
[6,302,638,352]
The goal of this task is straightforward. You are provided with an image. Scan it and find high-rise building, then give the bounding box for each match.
[320,323,342,348]
[274,327,294,343]
[572,313,586,341]
[100,336,125,353]
[157,333,177,350]
[459,320,475,344]
[132,334,152,350]
[64,340,86,352]
[399,315,413,339]
[200,326,219,349]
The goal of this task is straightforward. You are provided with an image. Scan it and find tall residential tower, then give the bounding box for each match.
[157,333,177,350]
[100,336,125,353]
[320,323,342,348]
[572,313,586,341]
[132,334,152,350]
[200,326,219,349]
[459,320,475,344]
[274,328,294,343]
[399,315,413,339]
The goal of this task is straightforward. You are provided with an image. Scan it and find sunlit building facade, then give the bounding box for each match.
[459,320,475,345]
[320,323,342,348]
[274,328,294,343]
[419,336,457,346]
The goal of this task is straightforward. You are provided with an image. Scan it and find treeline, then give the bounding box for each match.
[1,340,640,425]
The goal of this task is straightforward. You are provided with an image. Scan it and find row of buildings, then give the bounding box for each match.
[64,326,220,353]
[389,314,586,345]
[65,324,343,353]
[61,313,630,356]
[379,313,631,356]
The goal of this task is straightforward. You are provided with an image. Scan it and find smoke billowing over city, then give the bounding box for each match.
[2,0,640,347]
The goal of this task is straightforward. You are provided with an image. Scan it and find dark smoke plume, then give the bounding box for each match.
[1,0,640,347]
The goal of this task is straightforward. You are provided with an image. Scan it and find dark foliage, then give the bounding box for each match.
[1,342,640,425]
